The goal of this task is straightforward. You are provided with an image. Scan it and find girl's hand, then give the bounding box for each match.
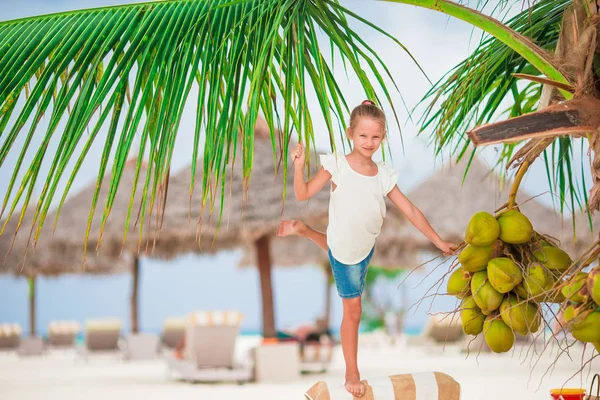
[292,143,305,166]
[437,241,458,256]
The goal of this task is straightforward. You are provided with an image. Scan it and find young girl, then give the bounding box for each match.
[277,100,456,397]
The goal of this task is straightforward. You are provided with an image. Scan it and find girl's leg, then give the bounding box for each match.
[276,220,327,252]
[341,297,365,397]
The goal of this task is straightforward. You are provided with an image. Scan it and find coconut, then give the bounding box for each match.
[543,287,566,303]
[570,310,600,343]
[460,296,486,335]
[587,267,600,306]
[533,246,572,272]
[483,315,515,353]
[561,273,589,303]
[499,296,541,335]
[523,262,552,297]
[513,283,530,299]
[471,271,504,315]
[496,210,533,244]
[594,342,600,353]
[447,268,471,298]
[488,257,522,293]
[458,244,494,273]
[563,304,578,323]
[465,212,500,246]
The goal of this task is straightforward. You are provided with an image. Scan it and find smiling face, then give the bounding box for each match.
[347,117,386,157]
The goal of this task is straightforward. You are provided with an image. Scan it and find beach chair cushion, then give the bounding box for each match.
[48,321,80,347]
[184,311,243,368]
[0,324,22,349]
[85,318,122,351]
[162,316,186,348]
[304,371,460,400]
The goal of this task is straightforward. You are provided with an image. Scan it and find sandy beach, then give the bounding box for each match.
[1,334,598,400]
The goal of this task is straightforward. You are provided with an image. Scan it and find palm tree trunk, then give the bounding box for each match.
[131,255,140,334]
[256,235,276,338]
[28,277,35,337]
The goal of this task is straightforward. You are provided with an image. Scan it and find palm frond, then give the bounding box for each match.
[0,0,411,252]
[417,0,586,213]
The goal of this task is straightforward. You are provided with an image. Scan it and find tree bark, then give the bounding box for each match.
[28,277,35,337]
[256,235,276,338]
[131,255,140,334]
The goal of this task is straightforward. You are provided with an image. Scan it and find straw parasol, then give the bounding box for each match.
[394,156,578,253]
[0,209,130,337]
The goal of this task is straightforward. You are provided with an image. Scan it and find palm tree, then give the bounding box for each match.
[1,0,599,354]
[2,0,589,248]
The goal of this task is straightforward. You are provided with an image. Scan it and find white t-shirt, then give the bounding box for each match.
[320,151,399,265]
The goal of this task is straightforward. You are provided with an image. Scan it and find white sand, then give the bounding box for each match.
[0,334,598,400]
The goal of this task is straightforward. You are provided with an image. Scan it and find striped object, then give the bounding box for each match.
[304,372,460,400]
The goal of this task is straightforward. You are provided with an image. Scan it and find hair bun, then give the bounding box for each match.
[362,100,376,106]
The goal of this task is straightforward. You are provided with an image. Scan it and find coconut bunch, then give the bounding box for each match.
[447,209,576,353]
[559,266,600,353]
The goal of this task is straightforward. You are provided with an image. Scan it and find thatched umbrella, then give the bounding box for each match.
[0,209,130,337]
[394,156,583,254]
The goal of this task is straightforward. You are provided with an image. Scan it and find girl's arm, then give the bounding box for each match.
[294,165,331,201]
[292,143,331,201]
[387,185,456,254]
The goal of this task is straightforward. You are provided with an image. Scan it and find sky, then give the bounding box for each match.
[0,0,589,335]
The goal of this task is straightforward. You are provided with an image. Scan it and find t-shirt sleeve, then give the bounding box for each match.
[319,153,340,184]
[381,164,399,195]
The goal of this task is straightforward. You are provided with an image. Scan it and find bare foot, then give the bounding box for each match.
[276,220,306,237]
[345,375,366,397]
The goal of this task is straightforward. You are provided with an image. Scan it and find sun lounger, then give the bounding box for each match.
[77,318,122,359]
[0,323,21,350]
[166,310,252,383]
[161,316,186,349]
[48,321,80,347]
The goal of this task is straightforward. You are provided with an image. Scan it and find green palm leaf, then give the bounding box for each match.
[416,0,585,214]
[0,0,415,252]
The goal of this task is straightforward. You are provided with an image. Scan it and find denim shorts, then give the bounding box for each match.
[327,247,375,299]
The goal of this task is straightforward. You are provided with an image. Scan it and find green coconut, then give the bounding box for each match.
[499,296,541,335]
[561,273,589,303]
[533,246,572,272]
[465,212,500,246]
[483,315,515,353]
[563,304,578,323]
[458,244,494,273]
[513,283,530,299]
[587,267,600,306]
[523,262,552,297]
[570,310,600,343]
[543,287,566,303]
[460,296,486,335]
[594,342,600,353]
[488,257,522,293]
[496,210,533,244]
[471,271,504,315]
[447,267,471,298]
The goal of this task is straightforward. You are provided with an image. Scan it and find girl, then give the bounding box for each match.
[277,100,456,397]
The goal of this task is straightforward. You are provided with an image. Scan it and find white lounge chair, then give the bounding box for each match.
[166,310,252,383]
[0,323,21,351]
[77,318,122,359]
[48,321,80,347]
[161,316,186,349]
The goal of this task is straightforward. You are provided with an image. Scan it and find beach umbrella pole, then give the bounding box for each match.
[256,235,276,338]
[131,255,140,334]
[28,276,36,337]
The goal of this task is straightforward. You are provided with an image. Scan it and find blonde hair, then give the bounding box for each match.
[349,100,387,134]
